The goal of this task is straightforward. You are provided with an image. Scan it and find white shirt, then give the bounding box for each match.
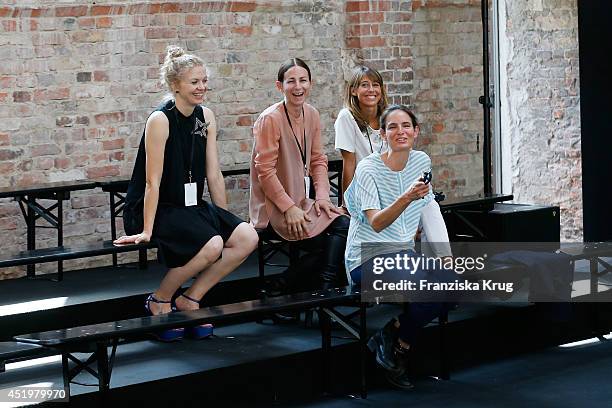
[334,108,385,161]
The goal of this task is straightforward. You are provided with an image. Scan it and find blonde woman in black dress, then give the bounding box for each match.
[115,46,258,341]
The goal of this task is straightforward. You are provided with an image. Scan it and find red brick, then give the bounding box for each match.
[148,4,162,14]
[0,76,15,88]
[0,162,15,175]
[347,36,386,48]
[2,20,17,31]
[0,92,7,102]
[93,71,109,82]
[231,26,252,36]
[228,2,257,12]
[54,157,70,169]
[13,91,31,102]
[96,17,112,28]
[348,12,384,24]
[145,27,177,39]
[94,112,125,124]
[452,66,473,74]
[160,3,180,13]
[0,133,8,146]
[91,5,112,16]
[86,165,120,178]
[376,1,392,11]
[346,1,370,12]
[0,149,23,160]
[29,20,39,30]
[185,14,201,25]
[30,144,61,157]
[55,6,88,17]
[79,17,95,28]
[432,123,445,133]
[236,116,253,126]
[102,139,125,150]
[92,153,108,163]
[46,88,70,100]
[0,7,11,17]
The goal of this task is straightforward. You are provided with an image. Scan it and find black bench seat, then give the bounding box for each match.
[0,240,157,270]
[13,286,370,398]
[0,341,45,372]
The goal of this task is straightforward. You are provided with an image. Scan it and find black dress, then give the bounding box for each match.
[123,99,243,268]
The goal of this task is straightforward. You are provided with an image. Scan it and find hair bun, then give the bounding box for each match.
[166,45,185,60]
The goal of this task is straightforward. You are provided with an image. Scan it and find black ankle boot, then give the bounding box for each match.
[367,319,401,373]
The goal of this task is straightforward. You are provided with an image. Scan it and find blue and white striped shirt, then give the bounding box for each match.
[344,151,434,277]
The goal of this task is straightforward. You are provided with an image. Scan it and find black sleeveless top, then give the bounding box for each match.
[125,99,208,225]
[123,99,243,268]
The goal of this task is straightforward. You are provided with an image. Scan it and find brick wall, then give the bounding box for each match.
[411,0,484,198]
[1,1,419,278]
[344,0,414,105]
[0,0,581,278]
[501,0,582,240]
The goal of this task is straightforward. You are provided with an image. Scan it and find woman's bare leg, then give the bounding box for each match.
[148,235,224,315]
[176,223,258,311]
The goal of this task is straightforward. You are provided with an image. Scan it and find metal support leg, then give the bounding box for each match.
[590,258,598,295]
[318,307,332,395]
[110,193,118,267]
[359,302,367,398]
[138,249,147,269]
[57,198,63,281]
[96,343,110,393]
[439,309,450,380]
[61,353,71,399]
[26,197,36,278]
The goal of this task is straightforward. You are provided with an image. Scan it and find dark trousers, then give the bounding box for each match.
[351,250,455,344]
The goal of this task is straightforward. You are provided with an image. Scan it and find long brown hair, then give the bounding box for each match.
[343,66,388,132]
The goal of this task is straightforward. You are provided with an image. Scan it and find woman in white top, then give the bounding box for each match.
[334,66,388,196]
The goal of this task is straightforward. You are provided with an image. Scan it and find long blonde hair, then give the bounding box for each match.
[343,66,388,132]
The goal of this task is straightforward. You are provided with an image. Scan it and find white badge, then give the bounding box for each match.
[304,176,311,198]
[184,182,197,207]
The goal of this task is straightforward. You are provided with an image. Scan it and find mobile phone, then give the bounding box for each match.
[421,170,432,185]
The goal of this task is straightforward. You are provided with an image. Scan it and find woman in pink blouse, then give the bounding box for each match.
[249,58,349,289]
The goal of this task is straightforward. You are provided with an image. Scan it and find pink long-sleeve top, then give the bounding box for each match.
[249,101,339,240]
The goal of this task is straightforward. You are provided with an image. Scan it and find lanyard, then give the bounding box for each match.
[173,105,198,183]
[365,127,383,154]
[283,102,307,174]
[365,127,374,154]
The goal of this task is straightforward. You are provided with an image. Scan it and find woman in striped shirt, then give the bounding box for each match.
[344,104,455,389]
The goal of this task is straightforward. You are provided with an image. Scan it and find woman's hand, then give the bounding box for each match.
[405,181,429,202]
[113,231,151,246]
[314,199,343,218]
[284,205,311,240]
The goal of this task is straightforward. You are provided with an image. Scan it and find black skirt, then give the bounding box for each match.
[125,201,244,268]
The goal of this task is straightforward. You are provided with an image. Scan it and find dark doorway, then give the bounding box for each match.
[578,1,612,241]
